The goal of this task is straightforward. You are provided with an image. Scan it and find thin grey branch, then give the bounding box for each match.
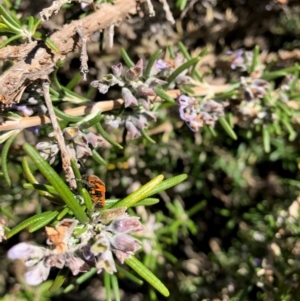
[42,81,76,189]
[76,25,89,80]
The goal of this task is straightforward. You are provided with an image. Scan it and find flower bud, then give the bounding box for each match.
[106,216,144,234]
[122,88,138,107]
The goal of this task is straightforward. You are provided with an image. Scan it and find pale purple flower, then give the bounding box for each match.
[122,87,138,107]
[100,207,127,225]
[110,233,140,254]
[136,84,156,97]
[105,116,124,129]
[24,261,50,286]
[8,242,46,264]
[111,63,123,77]
[145,78,167,88]
[125,120,141,139]
[106,216,144,234]
[65,254,90,275]
[85,132,104,148]
[96,250,117,274]
[125,59,143,81]
[155,59,169,70]
[36,141,59,165]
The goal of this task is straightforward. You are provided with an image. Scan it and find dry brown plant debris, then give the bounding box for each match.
[0,0,138,109]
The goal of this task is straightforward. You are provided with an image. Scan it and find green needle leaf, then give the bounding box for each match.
[49,269,69,292]
[23,183,59,195]
[92,149,108,166]
[70,158,83,192]
[141,129,156,144]
[1,130,19,186]
[116,264,143,285]
[81,188,93,212]
[6,211,57,239]
[104,272,112,301]
[146,174,187,197]
[165,57,201,88]
[125,256,170,297]
[154,87,175,103]
[219,116,238,140]
[0,33,22,48]
[111,174,164,209]
[105,197,159,208]
[0,4,21,30]
[249,45,260,74]
[56,207,70,220]
[111,274,120,301]
[23,143,88,223]
[121,48,135,67]
[262,126,270,153]
[96,122,123,149]
[144,49,163,79]
[29,211,59,233]
[53,107,83,122]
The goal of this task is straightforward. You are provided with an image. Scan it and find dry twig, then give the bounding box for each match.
[42,81,76,188]
[0,0,139,109]
[76,25,89,80]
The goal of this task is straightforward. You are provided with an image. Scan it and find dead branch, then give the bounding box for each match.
[0,0,138,109]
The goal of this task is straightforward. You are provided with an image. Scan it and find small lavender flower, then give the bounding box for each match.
[36,141,59,165]
[241,77,270,101]
[177,95,225,131]
[227,49,253,71]
[125,120,142,139]
[122,87,138,108]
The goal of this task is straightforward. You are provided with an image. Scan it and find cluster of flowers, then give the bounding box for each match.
[237,76,274,125]
[90,59,168,139]
[8,208,143,286]
[36,127,103,164]
[176,94,225,132]
[153,55,193,87]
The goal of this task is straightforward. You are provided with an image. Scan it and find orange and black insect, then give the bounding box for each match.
[81,174,106,208]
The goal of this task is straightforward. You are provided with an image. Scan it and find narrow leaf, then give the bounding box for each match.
[70,158,83,192]
[1,130,19,186]
[104,272,112,301]
[165,56,201,88]
[53,107,82,122]
[106,198,159,208]
[0,33,22,48]
[144,49,162,79]
[218,117,238,140]
[23,183,59,195]
[121,48,135,67]
[111,175,164,209]
[111,274,120,301]
[92,149,108,166]
[116,264,143,285]
[81,188,93,212]
[6,211,57,239]
[154,87,175,103]
[141,129,156,144]
[56,207,70,220]
[23,143,88,223]
[0,5,21,29]
[29,211,59,232]
[146,174,187,197]
[262,126,270,153]
[49,269,69,292]
[96,122,123,149]
[249,45,260,74]
[125,256,170,297]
